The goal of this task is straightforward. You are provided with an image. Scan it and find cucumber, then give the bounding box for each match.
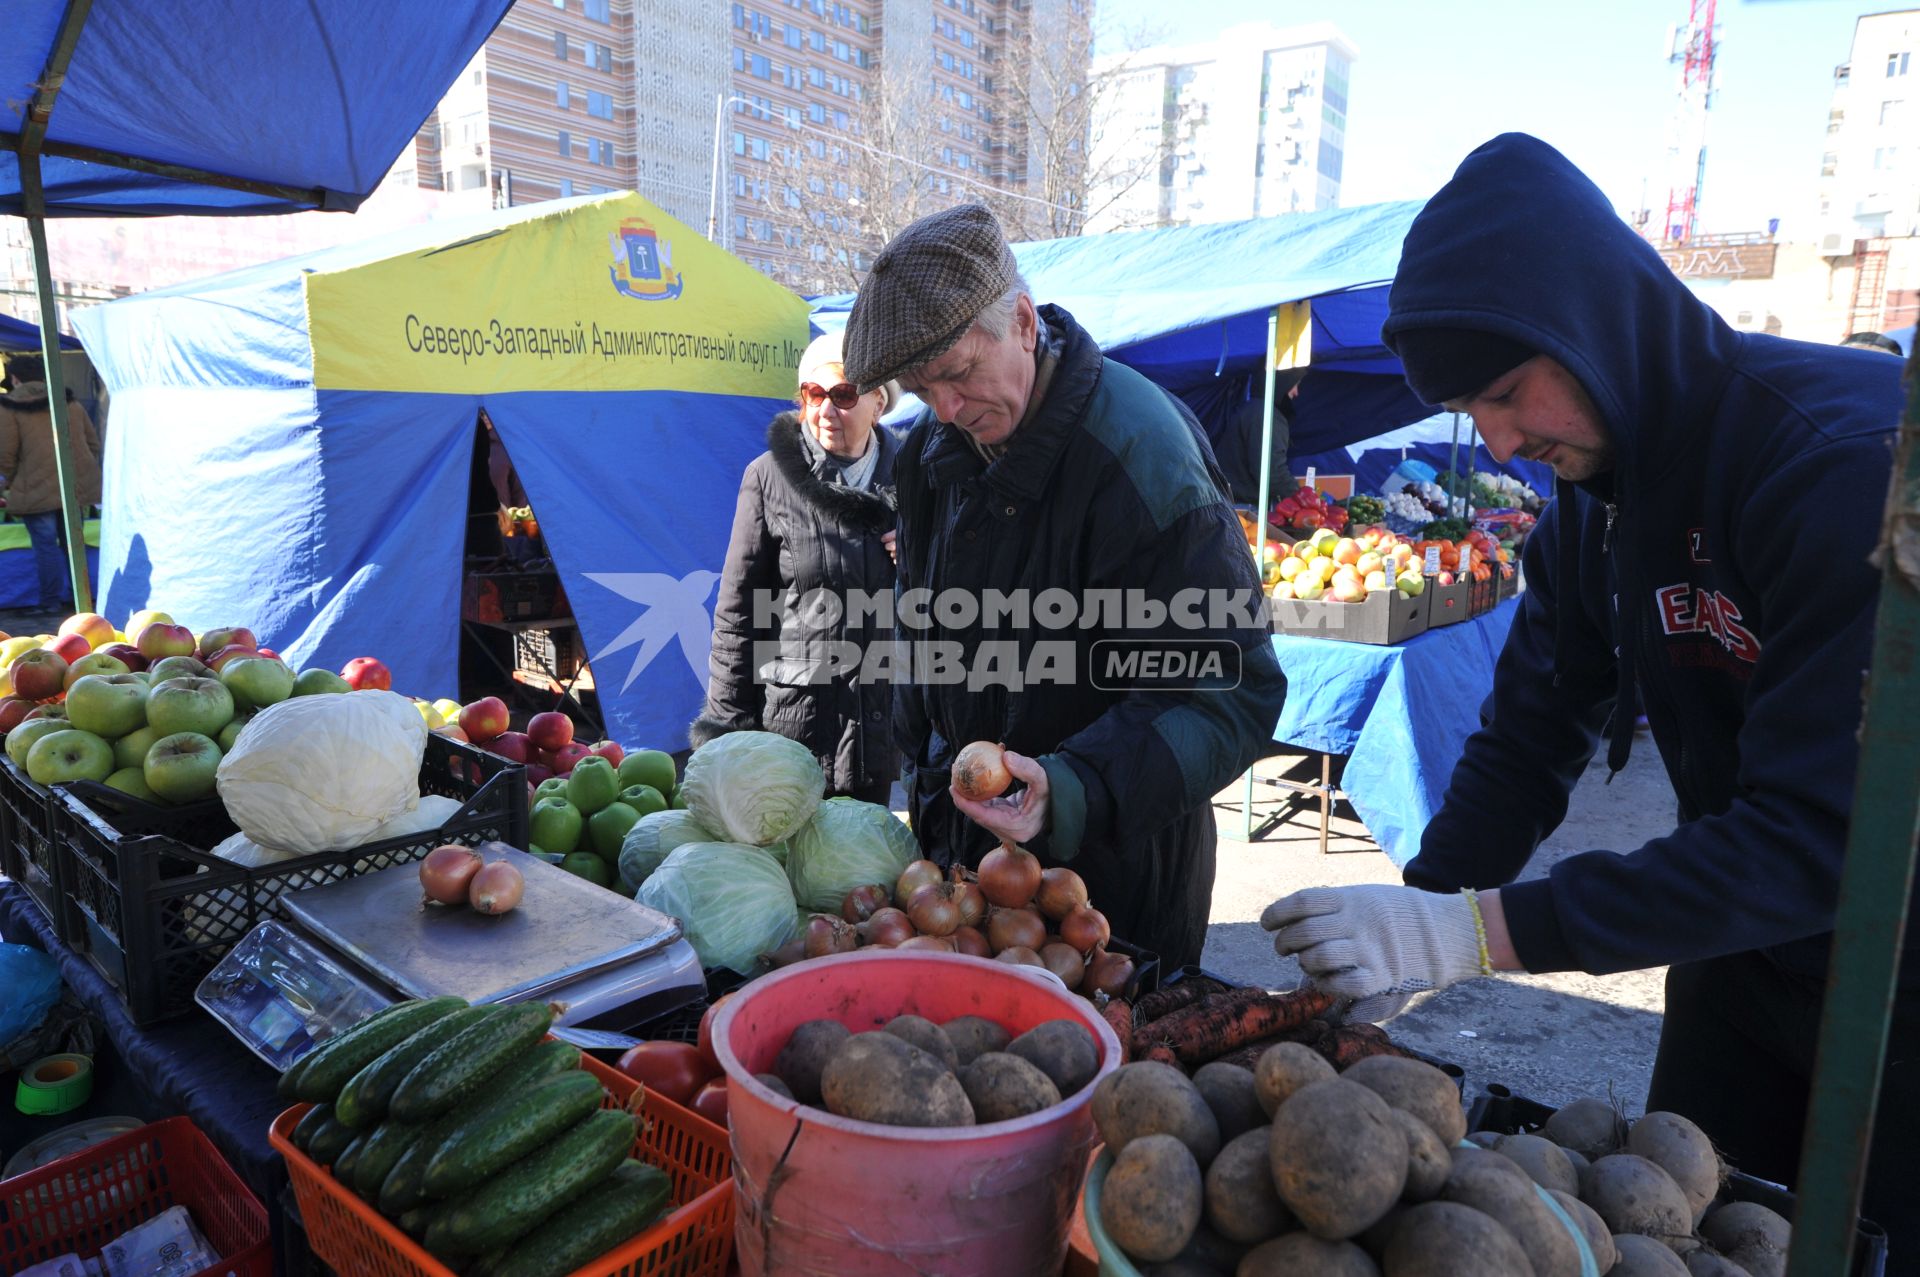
[397,1203,437,1240]
[425,1109,635,1256]
[306,1109,359,1167]
[423,1068,606,1198]
[336,1005,495,1129]
[389,1001,555,1123]
[352,1118,425,1197]
[281,995,454,1098]
[290,1102,333,1154]
[294,997,468,1103]
[488,1161,673,1277]
[379,1042,581,1216]
[331,1129,371,1188]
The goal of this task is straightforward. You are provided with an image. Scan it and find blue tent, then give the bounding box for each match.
[72,192,810,752]
[0,314,79,353]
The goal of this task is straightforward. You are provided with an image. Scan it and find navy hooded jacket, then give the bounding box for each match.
[1382,134,1909,987]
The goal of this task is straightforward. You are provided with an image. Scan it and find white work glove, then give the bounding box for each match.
[1261,885,1489,1023]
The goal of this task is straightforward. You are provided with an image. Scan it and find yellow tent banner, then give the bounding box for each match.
[307,192,809,397]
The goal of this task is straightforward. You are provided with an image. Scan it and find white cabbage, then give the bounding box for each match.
[617,809,714,890]
[678,731,823,847]
[785,798,919,913]
[634,841,797,975]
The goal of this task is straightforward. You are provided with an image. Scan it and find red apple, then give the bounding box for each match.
[258,648,280,661]
[22,704,66,722]
[435,724,469,742]
[340,657,391,691]
[0,696,34,733]
[527,711,573,753]
[458,696,510,744]
[487,730,532,764]
[524,762,553,785]
[58,613,116,650]
[586,740,625,768]
[550,741,591,775]
[9,649,69,702]
[204,643,257,672]
[196,627,257,661]
[47,632,92,665]
[98,642,148,672]
[136,622,197,662]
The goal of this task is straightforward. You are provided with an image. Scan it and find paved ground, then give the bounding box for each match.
[1202,741,1679,1113]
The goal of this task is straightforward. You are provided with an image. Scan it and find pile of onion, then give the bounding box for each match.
[420,843,524,916]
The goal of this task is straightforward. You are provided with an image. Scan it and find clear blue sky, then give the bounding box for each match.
[1094,0,1892,237]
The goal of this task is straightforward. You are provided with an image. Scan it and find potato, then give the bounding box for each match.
[1176,1222,1253,1273]
[1356,1205,1409,1262]
[1628,1112,1721,1223]
[774,1019,850,1105]
[1562,1147,1590,1178]
[1255,1042,1335,1117]
[1342,1056,1467,1146]
[1546,1189,1617,1273]
[1684,1253,1752,1277]
[1380,1201,1535,1277]
[1390,1110,1449,1203]
[1611,1234,1691,1277]
[1493,1132,1580,1195]
[884,1014,959,1072]
[1269,1078,1408,1239]
[1102,1133,1204,1263]
[819,1032,974,1127]
[1193,1062,1267,1142]
[753,1072,793,1099]
[1464,1130,1504,1150]
[1093,1061,1223,1166]
[942,1014,1011,1066]
[958,1051,1060,1122]
[1204,1128,1292,1244]
[1543,1096,1624,1160]
[1721,1249,1777,1277]
[1440,1148,1581,1277]
[1237,1232,1381,1277]
[1699,1202,1790,1277]
[1581,1154,1693,1248]
[1006,1019,1100,1097]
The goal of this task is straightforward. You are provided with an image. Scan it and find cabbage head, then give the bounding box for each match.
[785,797,919,913]
[618,809,715,889]
[679,731,823,847]
[634,841,797,974]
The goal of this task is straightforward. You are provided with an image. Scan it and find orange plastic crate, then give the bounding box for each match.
[270,1051,734,1277]
[0,1116,270,1277]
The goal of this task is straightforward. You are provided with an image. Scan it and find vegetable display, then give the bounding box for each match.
[632,841,798,975]
[783,797,919,913]
[676,730,824,847]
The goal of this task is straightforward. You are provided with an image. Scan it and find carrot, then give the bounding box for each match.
[1096,993,1133,1065]
[1320,1023,1419,1070]
[1143,1044,1183,1072]
[1132,977,1229,1024]
[1131,987,1266,1057]
[1154,989,1338,1067]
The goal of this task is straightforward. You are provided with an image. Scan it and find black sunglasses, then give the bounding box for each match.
[799,382,862,410]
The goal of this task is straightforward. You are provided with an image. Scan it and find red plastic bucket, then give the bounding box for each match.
[711,949,1123,1276]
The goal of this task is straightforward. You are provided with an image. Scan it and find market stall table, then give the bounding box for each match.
[1256,596,1519,865]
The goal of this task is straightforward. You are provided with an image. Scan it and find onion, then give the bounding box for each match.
[804,914,859,958]
[952,740,1012,801]
[1034,867,1089,921]
[468,861,525,915]
[763,938,808,968]
[1084,947,1135,997]
[985,906,1047,955]
[840,883,891,924]
[906,883,962,937]
[859,907,914,948]
[895,859,944,905]
[419,844,483,906]
[897,934,957,953]
[1059,905,1111,954]
[993,945,1044,967]
[1039,941,1086,990]
[978,844,1043,909]
[951,925,991,958]
[951,881,988,930]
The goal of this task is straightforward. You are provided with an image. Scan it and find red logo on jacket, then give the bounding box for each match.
[1655,584,1760,663]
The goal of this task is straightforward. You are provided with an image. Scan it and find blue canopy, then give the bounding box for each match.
[0,313,79,353]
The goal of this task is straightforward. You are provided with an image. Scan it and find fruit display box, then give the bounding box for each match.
[462,569,566,624]
[1498,567,1522,601]
[1426,578,1472,628]
[50,733,529,1026]
[1268,587,1430,645]
[1468,1085,1888,1277]
[513,623,584,683]
[1468,573,1499,617]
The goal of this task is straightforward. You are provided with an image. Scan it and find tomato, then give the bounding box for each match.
[615,1040,711,1106]
[690,1078,729,1127]
[696,993,733,1074]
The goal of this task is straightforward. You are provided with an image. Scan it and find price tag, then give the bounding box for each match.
[1424,546,1441,576]
[1305,466,1317,489]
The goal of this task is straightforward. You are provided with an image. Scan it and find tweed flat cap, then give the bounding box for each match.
[843,203,1017,393]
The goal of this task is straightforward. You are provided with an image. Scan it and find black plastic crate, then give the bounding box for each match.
[52,732,529,1025]
[0,751,65,930]
[1469,1085,1889,1277]
[513,624,583,682]
[463,570,565,623]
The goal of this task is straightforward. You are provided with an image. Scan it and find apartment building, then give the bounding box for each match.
[1817,8,1920,247]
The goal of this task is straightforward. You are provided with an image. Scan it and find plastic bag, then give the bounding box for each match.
[0,943,62,1046]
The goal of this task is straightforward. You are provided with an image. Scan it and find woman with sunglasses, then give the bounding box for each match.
[692,332,904,806]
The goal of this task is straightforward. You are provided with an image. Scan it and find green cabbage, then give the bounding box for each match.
[679,731,824,847]
[617,809,715,889]
[635,841,798,974]
[785,797,920,913]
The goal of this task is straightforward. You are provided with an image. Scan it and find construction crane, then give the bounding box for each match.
[1661,0,1718,243]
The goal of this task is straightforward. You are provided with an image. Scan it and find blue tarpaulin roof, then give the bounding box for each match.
[0,313,79,352]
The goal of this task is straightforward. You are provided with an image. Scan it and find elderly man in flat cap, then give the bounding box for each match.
[842,204,1287,968]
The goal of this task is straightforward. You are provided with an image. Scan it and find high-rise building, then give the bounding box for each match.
[393,0,1093,292]
[1817,9,1920,247]
[1085,21,1355,234]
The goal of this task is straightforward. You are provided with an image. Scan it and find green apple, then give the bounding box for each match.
[147,676,235,738]
[670,788,689,811]
[113,724,163,772]
[534,776,571,805]
[616,749,676,796]
[220,656,296,712]
[147,655,211,685]
[565,756,619,815]
[144,732,222,803]
[292,668,352,696]
[559,851,613,887]
[1395,571,1426,597]
[105,766,161,803]
[65,673,149,738]
[431,698,463,724]
[64,651,130,689]
[218,718,248,753]
[7,717,71,768]
[588,801,641,860]
[617,784,667,818]
[529,797,583,855]
[26,729,116,785]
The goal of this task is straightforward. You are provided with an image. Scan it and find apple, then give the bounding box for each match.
[1330,574,1367,603]
[589,802,642,860]
[104,767,161,803]
[1365,570,1390,592]
[340,657,391,691]
[144,731,222,803]
[58,613,116,650]
[1436,570,1456,587]
[293,668,351,696]
[65,673,149,738]
[217,719,247,753]
[617,750,677,795]
[5,717,69,767]
[1293,577,1327,601]
[124,610,174,644]
[586,740,625,768]
[618,784,668,818]
[47,632,92,665]
[0,696,34,734]
[430,698,463,723]
[147,676,235,738]
[22,704,65,723]
[527,711,573,752]
[434,724,469,742]
[98,642,148,672]
[530,797,584,854]
[487,730,532,764]
[148,655,211,685]
[112,724,163,772]
[0,636,40,670]
[565,756,619,814]
[550,741,591,775]
[524,762,553,786]
[221,656,296,712]
[412,699,445,730]
[26,728,115,785]
[9,649,69,702]
[195,627,257,661]
[458,697,509,744]
[64,651,131,690]
[136,622,197,662]
[203,643,258,673]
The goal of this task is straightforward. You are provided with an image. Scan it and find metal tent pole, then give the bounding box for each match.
[1785,359,1920,1276]
[1240,307,1282,840]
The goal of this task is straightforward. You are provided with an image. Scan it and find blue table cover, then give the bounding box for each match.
[1271,597,1519,866]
